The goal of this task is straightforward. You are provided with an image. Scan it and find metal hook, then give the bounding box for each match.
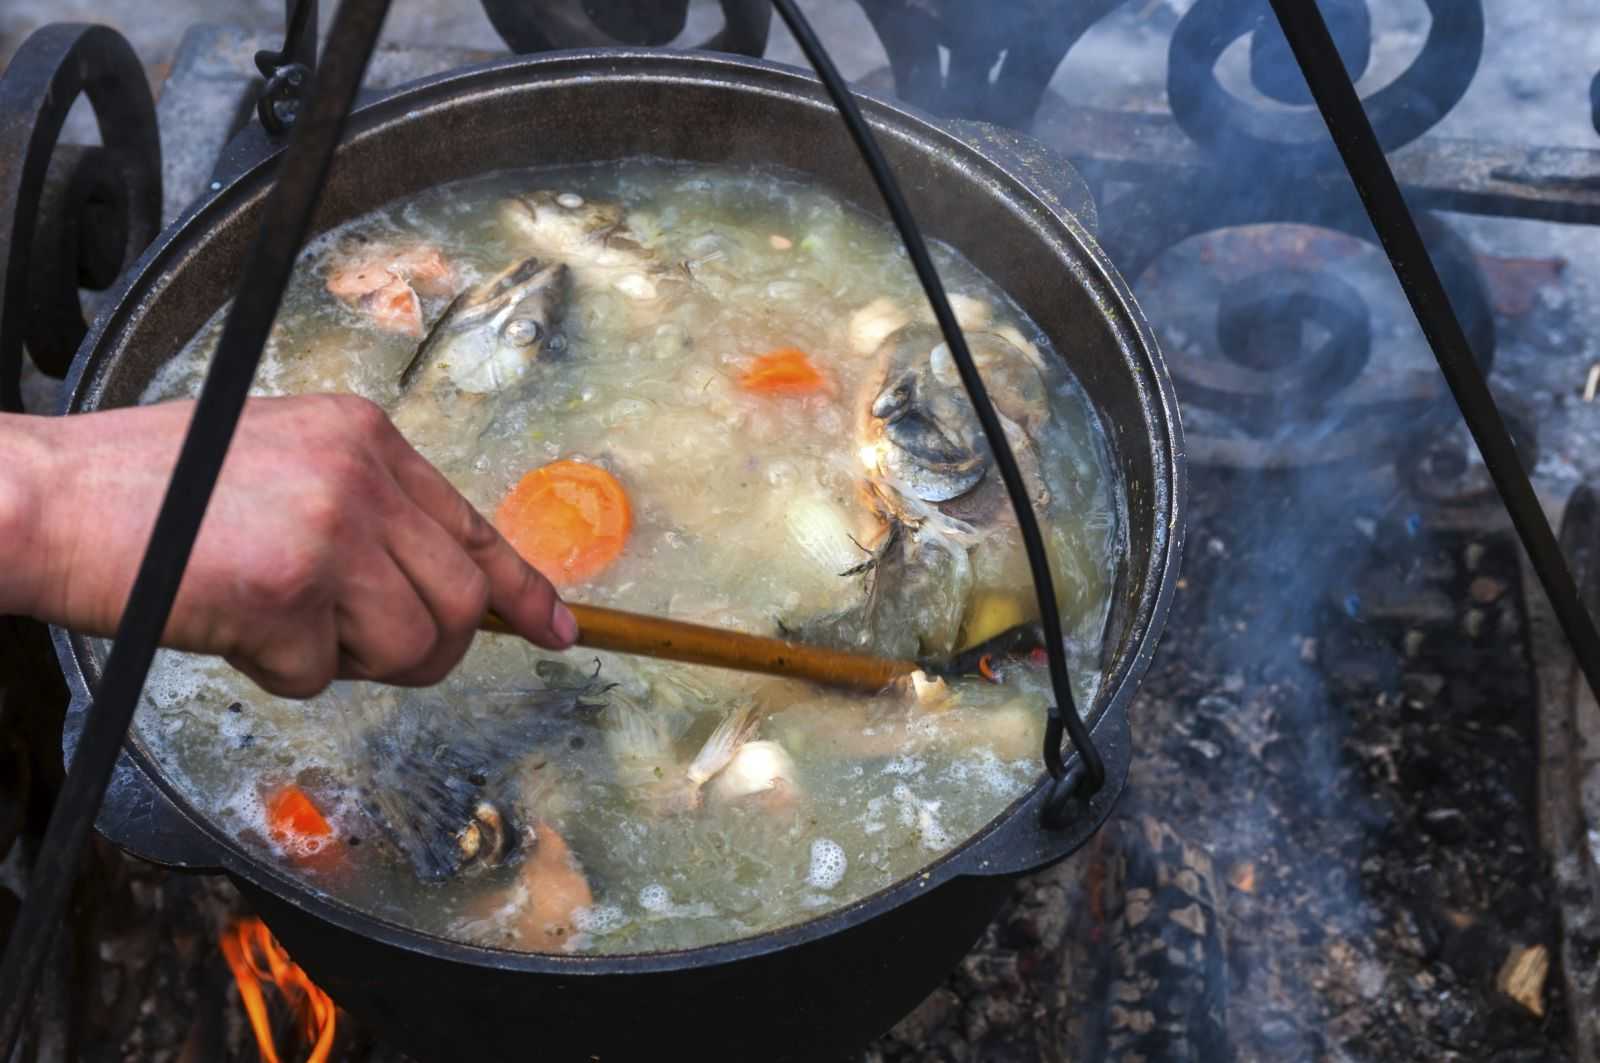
[255,0,320,135]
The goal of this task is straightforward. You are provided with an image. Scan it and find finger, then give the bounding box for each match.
[379,436,577,651]
[227,611,340,700]
[331,551,446,686]
[379,503,490,684]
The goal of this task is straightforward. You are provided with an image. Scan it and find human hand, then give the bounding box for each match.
[1,394,577,697]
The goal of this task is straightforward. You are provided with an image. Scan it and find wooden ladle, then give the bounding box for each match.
[481,603,1043,693]
[481,603,918,693]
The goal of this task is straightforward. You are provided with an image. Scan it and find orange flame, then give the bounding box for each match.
[220,917,337,1063]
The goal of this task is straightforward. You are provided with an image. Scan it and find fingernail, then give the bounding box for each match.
[552,602,579,647]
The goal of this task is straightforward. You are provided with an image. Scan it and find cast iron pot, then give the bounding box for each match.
[53,49,1184,1062]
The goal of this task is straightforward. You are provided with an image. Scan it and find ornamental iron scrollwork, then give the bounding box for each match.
[0,25,161,413]
[481,0,771,57]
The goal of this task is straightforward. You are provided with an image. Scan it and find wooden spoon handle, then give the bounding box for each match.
[481,603,918,693]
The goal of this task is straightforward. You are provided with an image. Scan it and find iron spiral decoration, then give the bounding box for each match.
[1117,0,1493,468]
[481,0,771,57]
[1168,0,1483,171]
[0,24,162,414]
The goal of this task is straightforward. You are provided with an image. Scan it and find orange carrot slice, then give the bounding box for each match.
[738,347,832,397]
[496,460,633,587]
[266,785,333,859]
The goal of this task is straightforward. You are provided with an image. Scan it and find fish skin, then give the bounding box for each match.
[350,675,608,883]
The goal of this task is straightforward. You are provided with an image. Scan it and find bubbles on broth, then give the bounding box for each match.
[132,159,1123,955]
[806,839,848,891]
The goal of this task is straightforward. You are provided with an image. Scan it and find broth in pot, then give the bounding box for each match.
[132,159,1123,954]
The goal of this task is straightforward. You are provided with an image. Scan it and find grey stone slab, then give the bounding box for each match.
[158,24,498,224]
[157,24,262,225]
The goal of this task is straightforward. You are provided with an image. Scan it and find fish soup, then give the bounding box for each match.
[134,160,1123,954]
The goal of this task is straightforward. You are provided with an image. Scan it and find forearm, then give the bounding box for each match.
[0,409,144,634]
[0,396,573,698]
[0,412,64,620]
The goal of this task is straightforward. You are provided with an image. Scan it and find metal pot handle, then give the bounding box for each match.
[57,655,221,871]
[940,118,1099,237]
[949,699,1131,879]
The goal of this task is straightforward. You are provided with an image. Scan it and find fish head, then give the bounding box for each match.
[353,679,609,883]
[499,191,629,258]
[498,191,667,292]
[864,325,990,503]
[862,325,1053,506]
[400,255,571,395]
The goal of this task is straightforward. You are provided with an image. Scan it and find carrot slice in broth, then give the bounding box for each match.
[738,347,833,396]
[496,460,633,586]
[266,785,334,860]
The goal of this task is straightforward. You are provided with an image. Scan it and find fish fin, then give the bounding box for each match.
[686,704,761,787]
[605,697,673,764]
[841,517,900,579]
[398,290,466,392]
[860,520,906,628]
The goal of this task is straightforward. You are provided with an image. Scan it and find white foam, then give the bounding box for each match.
[142,650,212,710]
[573,904,630,936]
[806,839,848,890]
[215,704,253,744]
[882,755,924,777]
[861,796,887,836]
[892,784,952,851]
[946,750,1031,797]
[638,883,671,912]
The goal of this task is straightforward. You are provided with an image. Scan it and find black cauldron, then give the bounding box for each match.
[54,49,1184,1062]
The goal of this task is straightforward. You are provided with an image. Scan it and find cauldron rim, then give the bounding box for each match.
[54,46,1184,976]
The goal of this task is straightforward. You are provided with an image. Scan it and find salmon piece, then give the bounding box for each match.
[326,260,397,301]
[385,246,456,298]
[457,820,594,953]
[325,241,458,334]
[514,821,594,951]
[359,275,423,337]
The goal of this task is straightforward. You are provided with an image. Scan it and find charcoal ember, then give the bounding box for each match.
[887,988,962,1047]
[1099,465,1573,1062]
[0,726,28,863]
[868,843,1105,1062]
[0,883,15,929]
[1090,815,1230,1063]
[1420,807,1470,843]
[1402,672,1447,705]
[1492,1050,1562,1063]
[1257,1013,1321,1055]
